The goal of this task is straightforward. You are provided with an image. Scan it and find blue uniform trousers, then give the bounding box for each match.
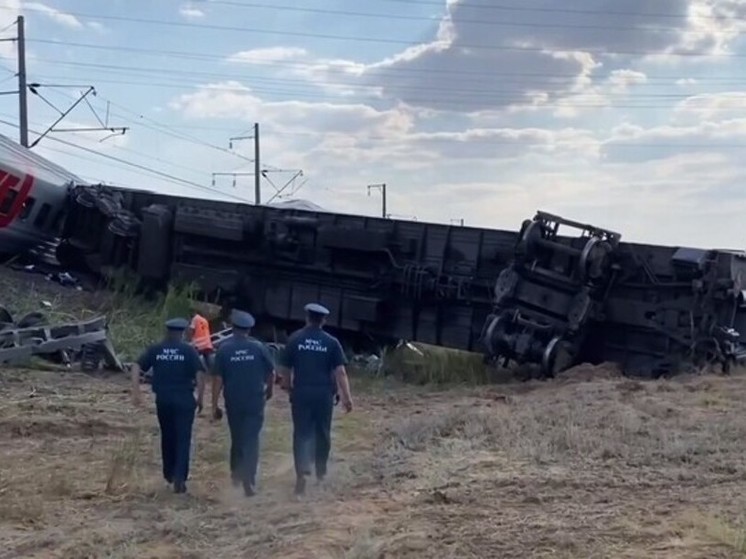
[226,404,264,489]
[155,397,196,484]
[290,391,334,479]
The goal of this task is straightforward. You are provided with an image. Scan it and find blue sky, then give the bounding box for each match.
[0,0,746,248]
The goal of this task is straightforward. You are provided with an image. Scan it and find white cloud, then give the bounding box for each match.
[179,3,205,19]
[123,0,746,247]
[87,21,107,34]
[24,2,82,28]
[228,47,309,65]
[673,92,746,120]
[607,70,648,93]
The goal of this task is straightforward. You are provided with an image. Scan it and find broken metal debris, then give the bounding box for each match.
[0,307,123,371]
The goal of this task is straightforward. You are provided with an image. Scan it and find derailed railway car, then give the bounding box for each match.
[55,183,746,378]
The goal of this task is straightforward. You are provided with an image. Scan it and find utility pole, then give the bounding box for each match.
[17,15,27,147]
[367,183,386,218]
[450,218,465,226]
[254,122,260,205]
[228,123,261,204]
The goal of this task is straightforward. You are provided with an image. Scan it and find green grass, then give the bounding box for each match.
[104,282,199,360]
[2,267,499,385]
[371,342,493,386]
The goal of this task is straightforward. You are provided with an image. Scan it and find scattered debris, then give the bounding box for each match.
[0,306,123,371]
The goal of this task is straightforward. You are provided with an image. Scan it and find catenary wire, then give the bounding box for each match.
[24,39,743,85]
[25,39,746,85]
[165,0,692,33]
[350,0,746,22]
[27,69,746,111]
[26,59,746,106]
[0,117,254,202]
[0,5,743,58]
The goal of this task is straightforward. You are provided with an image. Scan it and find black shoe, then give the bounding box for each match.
[173,481,187,494]
[294,476,306,496]
[244,483,256,497]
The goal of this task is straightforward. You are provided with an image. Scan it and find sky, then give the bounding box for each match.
[0,0,745,248]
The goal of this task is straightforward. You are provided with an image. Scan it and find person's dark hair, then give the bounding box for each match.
[233,325,250,336]
[307,311,325,326]
[166,329,183,342]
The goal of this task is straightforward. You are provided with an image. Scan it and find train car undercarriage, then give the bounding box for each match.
[55,184,746,378]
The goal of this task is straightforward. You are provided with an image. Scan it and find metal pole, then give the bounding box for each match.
[381,183,386,219]
[254,122,260,205]
[367,183,387,218]
[17,16,27,148]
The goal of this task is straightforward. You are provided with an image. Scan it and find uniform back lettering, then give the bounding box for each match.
[229,349,256,362]
[156,348,186,361]
[297,338,328,352]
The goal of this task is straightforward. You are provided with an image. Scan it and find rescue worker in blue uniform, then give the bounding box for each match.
[211,310,275,496]
[278,303,354,496]
[131,318,206,494]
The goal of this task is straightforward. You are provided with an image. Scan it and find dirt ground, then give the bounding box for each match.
[2,365,746,559]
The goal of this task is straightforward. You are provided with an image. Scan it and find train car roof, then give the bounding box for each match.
[0,133,83,187]
[266,198,329,212]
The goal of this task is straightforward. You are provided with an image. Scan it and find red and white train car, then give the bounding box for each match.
[0,133,80,254]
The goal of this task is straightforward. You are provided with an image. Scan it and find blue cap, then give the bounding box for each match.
[304,303,329,315]
[165,317,189,330]
[231,310,255,329]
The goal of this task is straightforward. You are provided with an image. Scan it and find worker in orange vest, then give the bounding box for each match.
[187,313,215,375]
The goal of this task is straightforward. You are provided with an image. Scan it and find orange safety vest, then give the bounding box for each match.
[190,314,213,351]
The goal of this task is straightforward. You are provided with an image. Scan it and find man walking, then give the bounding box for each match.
[277,303,353,496]
[211,310,275,496]
[131,318,206,494]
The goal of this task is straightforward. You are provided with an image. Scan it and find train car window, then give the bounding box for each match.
[51,209,65,233]
[0,189,17,214]
[34,202,51,228]
[19,197,35,220]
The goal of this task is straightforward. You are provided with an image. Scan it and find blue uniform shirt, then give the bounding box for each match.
[137,340,204,404]
[214,337,275,409]
[280,326,346,396]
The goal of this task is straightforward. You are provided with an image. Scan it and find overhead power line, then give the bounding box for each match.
[29,70,746,112]
[361,0,746,22]
[28,58,746,106]
[0,5,742,58]
[18,96,746,149]
[26,39,746,85]
[174,1,690,33]
[0,117,253,202]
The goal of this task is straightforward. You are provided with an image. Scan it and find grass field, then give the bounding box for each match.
[2,270,746,558]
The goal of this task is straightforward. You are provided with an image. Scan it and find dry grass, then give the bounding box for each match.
[2,366,746,558]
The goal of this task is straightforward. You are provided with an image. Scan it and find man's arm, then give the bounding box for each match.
[331,340,353,412]
[276,340,295,391]
[211,350,224,417]
[261,345,276,400]
[131,347,153,407]
[333,365,353,412]
[130,363,143,406]
[188,347,206,413]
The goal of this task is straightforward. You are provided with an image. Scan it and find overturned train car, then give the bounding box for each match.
[56,184,746,378]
